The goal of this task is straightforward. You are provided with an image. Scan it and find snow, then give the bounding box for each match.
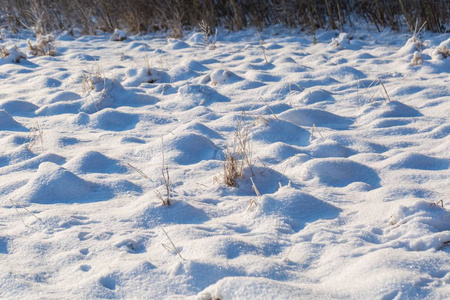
[0,27,449,299]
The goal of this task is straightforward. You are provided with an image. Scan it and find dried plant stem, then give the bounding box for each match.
[378,78,391,103]
[127,163,149,179]
[155,138,171,205]
[10,198,49,231]
[161,227,183,259]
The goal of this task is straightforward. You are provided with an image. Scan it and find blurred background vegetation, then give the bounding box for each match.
[0,0,449,35]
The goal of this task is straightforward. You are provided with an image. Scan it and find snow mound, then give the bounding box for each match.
[431,38,450,60]
[166,39,190,50]
[45,91,82,104]
[373,101,421,118]
[0,152,66,176]
[194,277,311,300]
[397,36,422,58]
[0,109,28,131]
[387,200,450,251]
[358,101,422,125]
[330,33,351,49]
[28,76,62,89]
[135,200,209,229]
[123,67,169,87]
[169,60,209,82]
[89,109,139,131]
[259,143,300,164]
[110,29,126,41]
[165,133,221,165]
[299,88,335,104]
[0,100,39,115]
[279,108,353,129]
[0,46,27,63]
[164,84,229,110]
[380,152,449,170]
[66,53,98,61]
[325,65,367,81]
[210,69,242,85]
[123,41,151,51]
[81,76,157,113]
[0,144,35,168]
[186,32,205,44]
[172,122,223,140]
[244,70,281,83]
[308,140,353,158]
[81,77,124,113]
[65,150,127,174]
[256,186,341,231]
[300,158,380,188]
[250,118,310,146]
[14,162,96,203]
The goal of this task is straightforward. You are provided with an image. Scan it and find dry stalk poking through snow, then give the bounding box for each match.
[155,139,171,205]
[222,111,253,187]
[199,20,217,50]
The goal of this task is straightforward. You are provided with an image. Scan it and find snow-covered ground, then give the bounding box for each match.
[1,26,449,299]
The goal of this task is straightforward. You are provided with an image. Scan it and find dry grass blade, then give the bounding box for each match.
[311,123,324,140]
[127,163,149,179]
[155,138,171,205]
[10,198,49,232]
[430,200,444,208]
[161,227,183,259]
[378,78,391,103]
[257,156,270,175]
[246,177,260,212]
[259,98,278,120]
[223,142,243,187]
[222,110,255,187]
[250,177,261,197]
[27,121,44,151]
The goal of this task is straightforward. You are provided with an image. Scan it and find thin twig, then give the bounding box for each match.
[260,98,278,120]
[155,138,171,205]
[127,163,149,179]
[250,177,261,197]
[161,227,183,259]
[311,123,324,139]
[257,156,271,175]
[378,77,391,103]
[9,199,49,231]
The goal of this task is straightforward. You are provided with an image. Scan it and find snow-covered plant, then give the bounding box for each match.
[331,32,350,49]
[81,64,104,95]
[0,45,27,63]
[80,63,121,113]
[210,69,231,85]
[408,20,427,65]
[27,34,57,56]
[437,46,450,59]
[411,51,423,65]
[111,29,127,41]
[411,20,427,50]
[220,111,253,187]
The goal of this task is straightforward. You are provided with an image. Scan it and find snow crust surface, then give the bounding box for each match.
[0,27,449,299]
